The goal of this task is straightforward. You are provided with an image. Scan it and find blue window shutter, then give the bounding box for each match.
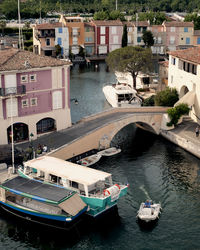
[186,37,190,44]
[58,27,62,33]
[197,37,200,44]
[57,37,62,45]
[184,27,188,32]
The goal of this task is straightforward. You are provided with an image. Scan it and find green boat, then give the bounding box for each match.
[18,156,128,217]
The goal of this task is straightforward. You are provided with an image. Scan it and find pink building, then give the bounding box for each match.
[0,48,71,145]
[92,20,123,55]
[163,21,194,52]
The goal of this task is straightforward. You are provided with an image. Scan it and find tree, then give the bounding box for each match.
[122,24,128,47]
[0,20,6,36]
[106,46,153,89]
[142,30,154,47]
[154,87,179,106]
[167,103,190,127]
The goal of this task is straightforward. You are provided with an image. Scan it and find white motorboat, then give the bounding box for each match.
[97,147,121,157]
[137,201,162,223]
[103,82,142,108]
[77,153,102,167]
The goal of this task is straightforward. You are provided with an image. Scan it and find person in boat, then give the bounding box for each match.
[144,200,152,208]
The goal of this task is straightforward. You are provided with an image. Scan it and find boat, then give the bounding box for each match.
[18,156,128,218]
[97,147,121,157]
[137,200,162,223]
[103,81,142,108]
[0,176,87,230]
[77,153,102,167]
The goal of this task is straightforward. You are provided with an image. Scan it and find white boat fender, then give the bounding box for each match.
[103,184,121,197]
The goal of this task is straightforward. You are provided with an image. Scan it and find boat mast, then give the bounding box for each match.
[18,0,23,49]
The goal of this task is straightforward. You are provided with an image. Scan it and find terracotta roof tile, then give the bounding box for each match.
[92,20,123,26]
[35,22,63,30]
[164,21,193,27]
[132,21,149,27]
[169,47,200,64]
[0,49,71,71]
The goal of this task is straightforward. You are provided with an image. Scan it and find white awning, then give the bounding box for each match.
[24,156,111,186]
[175,91,195,107]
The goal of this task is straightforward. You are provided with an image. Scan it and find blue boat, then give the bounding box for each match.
[18,156,128,218]
[0,176,87,230]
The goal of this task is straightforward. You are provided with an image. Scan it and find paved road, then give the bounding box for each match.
[17,108,167,152]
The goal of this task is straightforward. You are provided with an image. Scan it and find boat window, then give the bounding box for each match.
[39,171,45,177]
[143,77,150,85]
[118,94,125,102]
[25,166,30,174]
[69,180,78,189]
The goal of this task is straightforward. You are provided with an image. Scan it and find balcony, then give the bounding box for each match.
[0,85,26,98]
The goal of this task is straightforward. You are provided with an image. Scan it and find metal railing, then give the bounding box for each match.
[0,85,26,97]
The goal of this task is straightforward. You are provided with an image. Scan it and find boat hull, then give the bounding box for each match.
[0,201,85,230]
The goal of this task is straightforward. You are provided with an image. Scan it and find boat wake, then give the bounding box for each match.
[139,185,151,200]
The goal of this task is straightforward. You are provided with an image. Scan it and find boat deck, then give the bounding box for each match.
[2,176,73,203]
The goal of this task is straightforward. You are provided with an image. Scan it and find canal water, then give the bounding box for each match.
[1,63,200,249]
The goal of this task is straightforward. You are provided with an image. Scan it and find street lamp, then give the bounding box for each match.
[30,133,34,159]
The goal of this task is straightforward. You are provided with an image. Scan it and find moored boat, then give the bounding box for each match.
[137,200,162,223]
[97,147,121,157]
[18,156,128,218]
[0,176,87,230]
[77,153,102,166]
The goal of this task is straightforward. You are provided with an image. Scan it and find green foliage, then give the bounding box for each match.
[79,46,85,57]
[142,95,155,106]
[132,12,166,25]
[154,87,179,107]
[185,13,200,30]
[24,40,33,47]
[106,46,153,89]
[142,30,154,47]
[0,20,6,35]
[55,44,61,56]
[167,103,190,127]
[93,10,125,21]
[122,24,127,47]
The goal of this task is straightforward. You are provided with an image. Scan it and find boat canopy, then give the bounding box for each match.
[24,156,112,186]
[1,176,74,204]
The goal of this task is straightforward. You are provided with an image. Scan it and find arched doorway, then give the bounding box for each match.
[36,118,56,135]
[179,86,189,98]
[7,123,29,144]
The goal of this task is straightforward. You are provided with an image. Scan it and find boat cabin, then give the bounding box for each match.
[21,156,113,197]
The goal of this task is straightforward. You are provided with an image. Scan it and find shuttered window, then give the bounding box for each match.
[52,91,62,109]
[6,98,18,117]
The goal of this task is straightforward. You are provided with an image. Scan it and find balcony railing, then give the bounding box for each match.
[0,85,26,97]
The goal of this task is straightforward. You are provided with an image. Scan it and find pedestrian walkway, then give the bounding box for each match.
[161,116,200,158]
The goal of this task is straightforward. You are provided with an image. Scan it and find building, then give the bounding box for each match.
[92,20,123,55]
[0,48,72,145]
[193,30,200,46]
[60,15,85,55]
[158,60,169,91]
[33,22,63,56]
[84,22,95,56]
[55,26,69,58]
[133,21,149,47]
[163,21,194,52]
[150,25,166,55]
[123,22,135,46]
[168,47,200,121]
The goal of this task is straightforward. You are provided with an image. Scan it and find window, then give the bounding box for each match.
[89,37,93,42]
[184,27,188,32]
[113,35,118,44]
[143,27,147,32]
[46,38,50,46]
[58,27,62,33]
[29,74,36,82]
[21,75,28,83]
[137,27,141,32]
[186,37,190,45]
[171,57,176,65]
[112,26,116,34]
[171,75,173,83]
[137,37,141,43]
[192,65,197,75]
[85,27,90,32]
[52,91,62,109]
[100,26,105,35]
[57,37,62,45]
[85,37,89,42]
[197,37,200,44]
[170,27,175,32]
[30,98,37,106]
[22,99,29,108]
[158,37,162,44]
[170,36,175,44]
[100,36,105,44]
[73,37,78,45]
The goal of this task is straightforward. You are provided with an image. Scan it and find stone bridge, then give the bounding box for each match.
[48,107,169,160]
